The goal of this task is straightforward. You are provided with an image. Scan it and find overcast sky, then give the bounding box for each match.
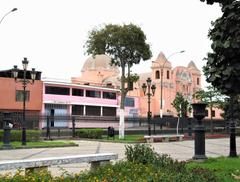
[0,0,222,86]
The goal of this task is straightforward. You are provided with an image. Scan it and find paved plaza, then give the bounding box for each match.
[0,137,239,175]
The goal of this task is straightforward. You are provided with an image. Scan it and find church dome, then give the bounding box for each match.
[82,54,119,73]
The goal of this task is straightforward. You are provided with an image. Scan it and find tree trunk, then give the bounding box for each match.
[210,105,213,134]
[119,64,126,139]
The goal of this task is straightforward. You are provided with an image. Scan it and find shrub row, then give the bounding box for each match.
[0,130,41,142]
[75,128,104,139]
[0,143,225,181]
[0,160,218,182]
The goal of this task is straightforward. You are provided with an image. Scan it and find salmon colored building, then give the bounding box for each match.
[71,53,222,119]
[0,69,43,115]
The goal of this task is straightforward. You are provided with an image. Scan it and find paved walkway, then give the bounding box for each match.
[0,137,239,175]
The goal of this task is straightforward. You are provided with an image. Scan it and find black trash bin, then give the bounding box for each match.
[107,126,115,139]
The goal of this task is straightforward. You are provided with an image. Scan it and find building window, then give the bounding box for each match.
[72,105,84,115]
[124,97,135,107]
[205,110,208,117]
[72,88,84,96]
[103,107,116,116]
[197,78,200,85]
[16,90,30,102]
[86,106,101,116]
[211,110,216,117]
[86,90,101,98]
[167,70,170,79]
[45,86,70,95]
[103,92,116,99]
[155,70,160,79]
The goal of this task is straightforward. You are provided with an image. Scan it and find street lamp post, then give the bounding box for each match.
[0,8,17,25]
[12,58,37,146]
[160,50,185,118]
[142,78,156,136]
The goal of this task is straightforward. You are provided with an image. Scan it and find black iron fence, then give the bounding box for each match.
[0,112,233,139]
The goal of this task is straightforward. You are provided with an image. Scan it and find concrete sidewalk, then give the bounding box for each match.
[0,137,239,175]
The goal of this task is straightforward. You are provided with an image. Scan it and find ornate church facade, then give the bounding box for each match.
[71,52,222,118]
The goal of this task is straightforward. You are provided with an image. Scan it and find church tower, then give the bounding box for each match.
[151,52,173,116]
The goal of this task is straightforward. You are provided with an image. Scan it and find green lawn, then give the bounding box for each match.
[0,140,78,149]
[187,157,240,182]
[101,135,145,143]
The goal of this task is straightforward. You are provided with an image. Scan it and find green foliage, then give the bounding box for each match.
[5,144,240,182]
[200,0,235,6]
[188,157,240,182]
[124,73,139,83]
[0,130,41,142]
[85,24,152,66]
[75,128,104,139]
[76,161,217,182]
[0,161,218,182]
[0,169,54,182]
[172,92,191,117]
[0,161,210,181]
[193,86,225,108]
[125,143,158,164]
[85,23,152,109]
[102,134,144,143]
[221,95,240,125]
[200,0,240,95]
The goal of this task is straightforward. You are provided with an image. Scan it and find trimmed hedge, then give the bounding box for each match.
[75,128,104,139]
[0,130,41,142]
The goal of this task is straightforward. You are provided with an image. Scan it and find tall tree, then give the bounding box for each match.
[201,0,240,95]
[200,0,239,157]
[172,92,191,118]
[85,24,152,139]
[193,85,225,133]
[172,92,191,134]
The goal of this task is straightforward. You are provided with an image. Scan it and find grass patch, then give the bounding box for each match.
[101,135,145,143]
[187,156,240,182]
[0,140,78,149]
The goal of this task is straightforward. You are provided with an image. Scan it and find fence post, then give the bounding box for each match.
[188,117,192,139]
[2,112,12,149]
[46,116,51,140]
[153,119,156,134]
[72,116,76,138]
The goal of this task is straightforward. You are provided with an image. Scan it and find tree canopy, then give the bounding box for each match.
[201,0,240,95]
[200,0,234,6]
[193,86,225,109]
[172,93,191,117]
[85,24,152,68]
[85,23,152,138]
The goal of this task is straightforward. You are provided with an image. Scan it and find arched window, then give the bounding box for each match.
[197,78,200,85]
[155,70,160,79]
[167,70,170,79]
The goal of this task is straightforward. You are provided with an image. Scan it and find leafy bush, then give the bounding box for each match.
[75,128,103,139]
[0,143,222,182]
[125,143,158,164]
[125,143,186,172]
[0,162,217,182]
[0,130,41,142]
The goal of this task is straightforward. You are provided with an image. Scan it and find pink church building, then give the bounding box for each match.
[71,53,223,119]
